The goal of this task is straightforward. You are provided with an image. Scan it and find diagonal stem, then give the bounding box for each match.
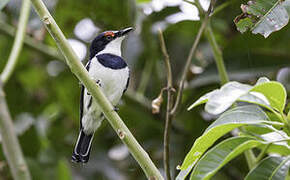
[0,85,31,180]
[170,0,216,115]
[205,24,229,85]
[0,0,31,85]
[29,0,163,179]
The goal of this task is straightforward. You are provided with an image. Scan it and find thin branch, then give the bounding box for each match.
[0,0,31,84]
[158,29,174,180]
[0,85,31,180]
[0,21,63,61]
[211,0,234,17]
[30,0,163,179]
[183,0,204,15]
[170,0,216,115]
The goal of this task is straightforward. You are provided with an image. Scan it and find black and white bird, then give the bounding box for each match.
[72,27,133,163]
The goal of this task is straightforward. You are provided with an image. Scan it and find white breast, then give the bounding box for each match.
[87,56,129,105]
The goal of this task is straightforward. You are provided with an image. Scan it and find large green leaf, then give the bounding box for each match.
[234,0,290,38]
[190,137,263,180]
[204,82,252,115]
[188,77,270,114]
[245,156,290,180]
[188,77,286,114]
[250,81,287,112]
[178,105,282,177]
[260,131,290,155]
[190,135,290,180]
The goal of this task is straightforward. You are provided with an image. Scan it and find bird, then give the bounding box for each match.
[72,27,133,163]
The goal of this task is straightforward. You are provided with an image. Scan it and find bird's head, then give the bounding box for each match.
[89,27,133,59]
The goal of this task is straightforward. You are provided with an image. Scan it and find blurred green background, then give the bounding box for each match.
[0,0,290,179]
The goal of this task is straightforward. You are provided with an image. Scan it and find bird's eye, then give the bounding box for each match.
[106,36,112,40]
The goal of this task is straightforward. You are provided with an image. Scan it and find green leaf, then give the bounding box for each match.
[245,156,290,180]
[188,81,252,114]
[251,81,287,112]
[190,137,265,180]
[188,77,271,114]
[187,90,219,111]
[0,0,10,10]
[204,82,252,115]
[188,77,287,114]
[260,131,290,155]
[234,0,290,38]
[178,105,282,175]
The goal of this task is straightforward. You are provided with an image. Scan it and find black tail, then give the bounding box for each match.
[72,130,94,163]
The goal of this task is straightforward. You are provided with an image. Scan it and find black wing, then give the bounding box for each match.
[123,69,130,95]
[79,60,91,130]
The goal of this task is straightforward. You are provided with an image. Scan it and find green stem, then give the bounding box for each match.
[0,0,31,84]
[0,0,32,179]
[255,144,270,164]
[204,5,257,171]
[30,0,163,179]
[244,150,256,170]
[211,0,234,17]
[0,86,31,180]
[170,0,215,115]
[205,24,229,85]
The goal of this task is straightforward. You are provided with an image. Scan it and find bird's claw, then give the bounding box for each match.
[96,79,102,87]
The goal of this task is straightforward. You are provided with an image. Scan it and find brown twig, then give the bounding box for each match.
[170,0,216,115]
[158,29,174,180]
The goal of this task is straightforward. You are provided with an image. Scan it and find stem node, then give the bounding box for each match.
[42,16,51,25]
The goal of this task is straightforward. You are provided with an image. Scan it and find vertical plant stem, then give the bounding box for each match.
[0,0,31,84]
[158,29,173,180]
[30,0,163,179]
[204,24,229,85]
[0,0,32,179]
[0,86,31,180]
[204,10,257,171]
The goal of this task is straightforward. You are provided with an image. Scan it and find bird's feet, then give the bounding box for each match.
[113,107,119,112]
[96,79,102,87]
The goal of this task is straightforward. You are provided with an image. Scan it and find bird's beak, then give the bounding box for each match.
[118,27,133,37]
